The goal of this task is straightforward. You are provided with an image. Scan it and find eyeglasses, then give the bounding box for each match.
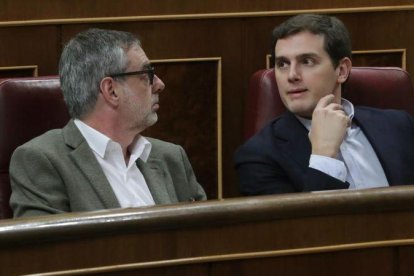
[109,67,155,85]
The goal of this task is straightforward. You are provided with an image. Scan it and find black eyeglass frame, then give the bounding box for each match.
[109,67,155,85]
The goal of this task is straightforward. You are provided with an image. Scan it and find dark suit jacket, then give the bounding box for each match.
[235,107,414,195]
[10,120,206,217]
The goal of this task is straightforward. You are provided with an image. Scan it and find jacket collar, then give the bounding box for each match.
[63,120,174,206]
[136,158,176,204]
[63,120,120,209]
[272,112,311,170]
[353,107,395,182]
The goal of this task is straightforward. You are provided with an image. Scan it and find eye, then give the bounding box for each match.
[302,57,315,66]
[140,73,149,80]
[275,60,289,70]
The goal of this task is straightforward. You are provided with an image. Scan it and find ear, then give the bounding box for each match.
[337,57,352,84]
[100,77,119,107]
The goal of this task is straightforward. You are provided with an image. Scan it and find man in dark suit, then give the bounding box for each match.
[235,14,414,195]
[10,28,206,217]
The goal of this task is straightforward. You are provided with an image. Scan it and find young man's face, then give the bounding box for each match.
[274,31,348,118]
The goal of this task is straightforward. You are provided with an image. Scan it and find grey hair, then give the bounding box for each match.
[59,28,141,118]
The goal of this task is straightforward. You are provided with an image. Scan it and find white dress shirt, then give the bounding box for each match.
[74,119,155,207]
[297,99,389,189]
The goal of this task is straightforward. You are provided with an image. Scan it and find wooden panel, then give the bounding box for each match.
[1,0,414,21]
[1,186,414,275]
[101,264,210,276]
[0,65,38,78]
[0,26,59,75]
[211,248,394,276]
[399,246,414,276]
[143,59,221,199]
[338,12,414,73]
[352,49,406,69]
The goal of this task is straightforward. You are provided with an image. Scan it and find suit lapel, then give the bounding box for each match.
[273,112,312,171]
[63,121,120,209]
[136,158,174,204]
[353,108,396,183]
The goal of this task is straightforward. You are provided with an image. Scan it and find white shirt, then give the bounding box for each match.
[74,119,155,207]
[297,99,389,189]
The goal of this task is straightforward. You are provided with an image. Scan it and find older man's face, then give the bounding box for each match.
[115,46,165,133]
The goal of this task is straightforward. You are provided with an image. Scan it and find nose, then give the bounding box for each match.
[152,74,165,93]
[288,64,301,83]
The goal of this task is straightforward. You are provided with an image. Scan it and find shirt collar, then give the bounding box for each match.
[74,119,110,158]
[296,98,355,131]
[128,135,152,163]
[74,119,152,162]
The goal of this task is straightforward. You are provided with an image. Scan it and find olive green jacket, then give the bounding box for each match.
[10,120,206,217]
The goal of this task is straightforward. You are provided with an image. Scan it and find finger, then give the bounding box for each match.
[326,103,349,118]
[346,117,351,128]
[327,103,345,111]
[338,112,351,127]
[315,94,335,109]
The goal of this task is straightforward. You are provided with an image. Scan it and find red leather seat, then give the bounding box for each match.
[245,67,414,139]
[0,76,70,219]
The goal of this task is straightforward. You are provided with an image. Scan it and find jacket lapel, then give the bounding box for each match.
[63,120,120,209]
[273,112,312,171]
[353,108,396,183]
[136,158,175,204]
